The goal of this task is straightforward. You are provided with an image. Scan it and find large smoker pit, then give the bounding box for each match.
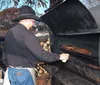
[41,0,100,85]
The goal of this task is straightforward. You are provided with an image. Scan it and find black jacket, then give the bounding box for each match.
[2,24,60,67]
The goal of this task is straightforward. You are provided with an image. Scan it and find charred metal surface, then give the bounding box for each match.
[42,61,97,85]
[64,57,100,83]
[41,0,98,35]
[42,56,100,85]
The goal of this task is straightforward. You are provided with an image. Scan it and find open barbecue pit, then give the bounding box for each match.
[41,0,100,85]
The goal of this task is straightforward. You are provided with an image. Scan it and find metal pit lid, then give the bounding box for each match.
[41,0,99,35]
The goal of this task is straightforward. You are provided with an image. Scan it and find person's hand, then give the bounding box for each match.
[59,53,69,63]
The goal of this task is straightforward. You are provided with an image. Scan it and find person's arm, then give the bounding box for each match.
[25,33,61,62]
[25,32,69,63]
[2,43,8,67]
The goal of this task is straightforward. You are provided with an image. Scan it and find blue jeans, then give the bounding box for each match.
[8,68,34,85]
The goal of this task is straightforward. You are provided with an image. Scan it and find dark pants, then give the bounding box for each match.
[8,68,34,85]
